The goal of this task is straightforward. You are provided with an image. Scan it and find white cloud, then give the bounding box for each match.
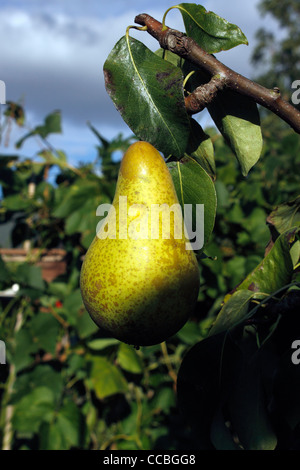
[0,1,281,165]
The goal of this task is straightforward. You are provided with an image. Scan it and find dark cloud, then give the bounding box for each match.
[0,0,279,164]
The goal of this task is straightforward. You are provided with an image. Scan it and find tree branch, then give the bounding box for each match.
[184,75,226,114]
[135,13,300,134]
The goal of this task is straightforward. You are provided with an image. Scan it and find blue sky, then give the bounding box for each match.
[0,0,277,167]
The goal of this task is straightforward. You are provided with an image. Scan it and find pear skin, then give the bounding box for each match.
[80,141,200,346]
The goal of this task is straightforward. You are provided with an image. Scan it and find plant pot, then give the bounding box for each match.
[0,248,67,283]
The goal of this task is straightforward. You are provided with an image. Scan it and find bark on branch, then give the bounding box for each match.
[135,13,300,134]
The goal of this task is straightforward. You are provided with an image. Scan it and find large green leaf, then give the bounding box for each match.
[186,118,216,179]
[167,155,217,252]
[11,312,60,372]
[175,3,248,53]
[228,352,277,450]
[207,89,263,176]
[104,35,190,157]
[236,227,298,294]
[210,405,242,450]
[177,332,241,449]
[267,196,300,235]
[209,289,256,337]
[28,312,60,354]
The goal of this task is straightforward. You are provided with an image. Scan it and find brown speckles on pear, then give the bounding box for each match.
[80,141,200,346]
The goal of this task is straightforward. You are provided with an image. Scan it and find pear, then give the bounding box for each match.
[80,141,200,346]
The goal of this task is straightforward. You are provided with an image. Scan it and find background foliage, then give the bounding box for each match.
[0,105,299,450]
[0,0,300,451]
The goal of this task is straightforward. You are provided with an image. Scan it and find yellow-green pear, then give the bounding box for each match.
[80,141,200,346]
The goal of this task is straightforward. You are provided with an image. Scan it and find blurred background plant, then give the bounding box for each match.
[0,0,300,450]
[0,98,299,450]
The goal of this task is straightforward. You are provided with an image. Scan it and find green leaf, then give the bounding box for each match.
[152,387,176,413]
[12,365,64,405]
[267,196,300,235]
[15,264,45,290]
[62,289,84,325]
[209,289,256,337]
[16,111,61,148]
[41,111,62,137]
[155,48,182,68]
[53,179,99,218]
[290,240,300,267]
[89,356,127,399]
[13,329,37,372]
[186,118,216,179]
[104,35,190,157]
[177,332,241,449]
[12,386,55,434]
[40,400,82,450]
[237,227,298,294]
[87,338,119,350]
[37,150,67,169]
[76,307,99,339]
[2,193,34,211]
[207,89,263,176]
[29,312,60,354]
[0,255,12,283]
[117,342,143,374]
[229,353,277,450]
[11,311,59,372]
[167,155,217,252]
[175,3,248,53]
[176,319,204,344]
[210,405,242,450]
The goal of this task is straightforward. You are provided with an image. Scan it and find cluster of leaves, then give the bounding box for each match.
[0,2,300,451]
[173,123,300,450]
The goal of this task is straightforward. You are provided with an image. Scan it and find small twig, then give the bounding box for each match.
[135,13,300,134]
[160,341,177,384]
[184,75,226,114]
[1,310,23,450]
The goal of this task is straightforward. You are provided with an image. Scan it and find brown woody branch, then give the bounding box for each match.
[135,13,300,134]
[184,75,226,114]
